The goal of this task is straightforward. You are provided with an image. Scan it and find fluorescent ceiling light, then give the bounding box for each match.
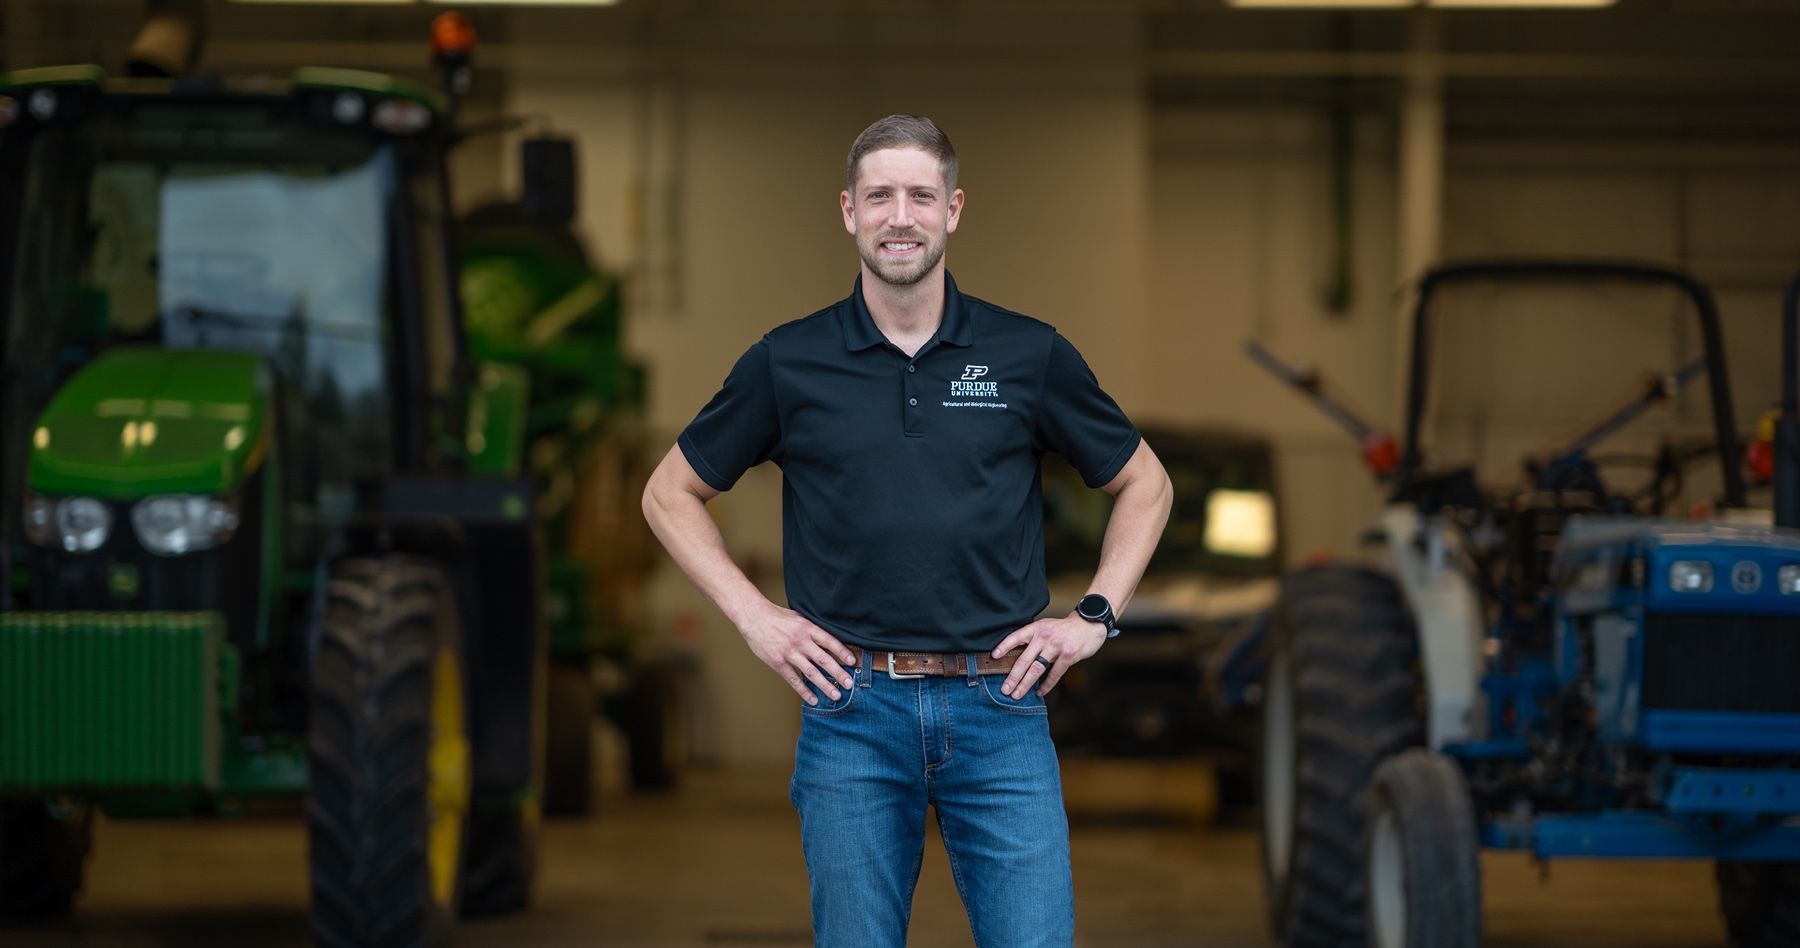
[230,0,623,5]
[1428,0,1614,6]
[1226,1,1410,6]
[1228,0,1614,6]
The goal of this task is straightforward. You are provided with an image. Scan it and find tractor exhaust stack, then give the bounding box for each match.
[1777,273,1800,529]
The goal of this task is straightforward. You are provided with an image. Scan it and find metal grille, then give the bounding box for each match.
[0,611,221,790]
[1643,613,1800,714]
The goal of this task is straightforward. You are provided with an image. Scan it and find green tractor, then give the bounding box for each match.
[0,18,550,945]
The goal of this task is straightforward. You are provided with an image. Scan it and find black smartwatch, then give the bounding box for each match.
[1077,593,1118,639]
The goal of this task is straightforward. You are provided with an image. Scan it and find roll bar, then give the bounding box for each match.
[1401,258,1746,509]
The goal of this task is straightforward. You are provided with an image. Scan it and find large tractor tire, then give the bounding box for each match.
[0,801,91,920]
[459,801,540,917]
[1364,749,1481,948]
[1261,566,1424,948]
[309,557,472,948]
[1718,861,1800,947]
[543,659,595,816]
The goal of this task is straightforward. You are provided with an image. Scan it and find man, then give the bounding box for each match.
[641,114,1171,948]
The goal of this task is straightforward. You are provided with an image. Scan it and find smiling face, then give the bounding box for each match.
[841,147,964,288]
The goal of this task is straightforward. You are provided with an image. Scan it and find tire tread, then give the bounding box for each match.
[308,556,462,948]
[1265,565,1425,948]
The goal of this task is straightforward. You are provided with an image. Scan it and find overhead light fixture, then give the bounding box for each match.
[230,0,623,5]
[1227,0,1614,6]
[1427,0,1615,6]
[1225,0,1409,6]
[1231,0,1411,5]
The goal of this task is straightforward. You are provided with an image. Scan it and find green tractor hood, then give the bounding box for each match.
[29,349,270,499]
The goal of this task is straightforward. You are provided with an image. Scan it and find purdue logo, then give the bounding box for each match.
[947,365,1004,407]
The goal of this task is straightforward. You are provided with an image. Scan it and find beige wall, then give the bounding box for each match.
[502,30,1800,767]
[1149,107,1397,567]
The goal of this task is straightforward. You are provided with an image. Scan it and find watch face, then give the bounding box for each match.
[1078,594,1108,621]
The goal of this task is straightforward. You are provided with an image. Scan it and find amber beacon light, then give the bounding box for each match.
[430,12,477,97]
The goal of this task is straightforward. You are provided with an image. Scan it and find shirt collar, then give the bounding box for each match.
[841,271,973,352]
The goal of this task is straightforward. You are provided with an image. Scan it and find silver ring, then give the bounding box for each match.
[1034,655,1054,670]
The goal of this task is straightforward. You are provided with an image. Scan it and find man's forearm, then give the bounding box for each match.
[1089,460,1173,615]
[643,447,855,703]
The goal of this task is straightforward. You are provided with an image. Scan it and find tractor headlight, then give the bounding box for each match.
[1779,565,1800,596]
[23,495,114,552]
[130,495,239,556]
[1669,560,1714,594]
[1204,489,1277,558]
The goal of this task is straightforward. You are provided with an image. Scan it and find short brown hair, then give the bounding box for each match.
[846,115,958,195]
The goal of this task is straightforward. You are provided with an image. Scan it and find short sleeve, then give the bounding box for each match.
[677,339,782,491]
[1035,332,1140,488]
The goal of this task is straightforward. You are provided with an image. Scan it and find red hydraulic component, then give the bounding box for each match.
[1748,409,1780,484]
[1244,339,1401,481]
[1361,432,1400,478]
[1748,441,1775,484]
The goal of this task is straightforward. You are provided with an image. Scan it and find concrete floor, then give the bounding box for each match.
[7,764,1731,948]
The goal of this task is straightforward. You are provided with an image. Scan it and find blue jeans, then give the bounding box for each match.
[790,649,1075,948]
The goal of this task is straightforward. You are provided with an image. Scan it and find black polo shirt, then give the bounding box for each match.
[677,272,1139,653]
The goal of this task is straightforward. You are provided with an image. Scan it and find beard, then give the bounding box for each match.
[858,231,946,287]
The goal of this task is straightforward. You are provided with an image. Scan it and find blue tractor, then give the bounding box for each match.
[1251,259,1800,947]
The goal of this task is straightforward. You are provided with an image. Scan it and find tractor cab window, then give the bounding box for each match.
[1,106,400,561]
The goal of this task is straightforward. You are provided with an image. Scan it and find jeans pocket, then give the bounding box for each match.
[977,675,1048,715]
[799,675,858,716]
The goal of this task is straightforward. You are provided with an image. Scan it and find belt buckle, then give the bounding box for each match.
[886,651,925,679]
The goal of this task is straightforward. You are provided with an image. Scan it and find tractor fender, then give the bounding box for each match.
[339,512,476,568]
[1374,504,1486,748]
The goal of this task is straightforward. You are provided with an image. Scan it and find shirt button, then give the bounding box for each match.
[908,365,915,373]
[908,397,918,406]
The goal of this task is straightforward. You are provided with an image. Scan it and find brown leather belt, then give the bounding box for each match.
[847,647,1023,678]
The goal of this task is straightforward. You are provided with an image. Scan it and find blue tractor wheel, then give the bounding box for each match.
[1261,565,1425,947]
[1365,749,1482,948]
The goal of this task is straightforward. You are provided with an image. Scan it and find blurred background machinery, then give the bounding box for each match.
[1042,426,1280,819]
[1251,259,1800,948]
[3,1,1800,946]
[456,143,678,811]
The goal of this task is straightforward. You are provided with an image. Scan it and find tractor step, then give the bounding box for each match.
[1665,767,1800,815]
[1483,809,1800,861]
